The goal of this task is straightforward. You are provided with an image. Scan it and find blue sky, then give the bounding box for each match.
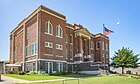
[0,0,140,61]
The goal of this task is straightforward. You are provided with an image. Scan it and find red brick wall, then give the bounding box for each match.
[39,11,66,61]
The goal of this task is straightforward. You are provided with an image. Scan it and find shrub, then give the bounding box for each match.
[18,71,26,75]
[7,71,18,74]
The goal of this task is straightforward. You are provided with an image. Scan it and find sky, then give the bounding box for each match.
[0,0,140,61]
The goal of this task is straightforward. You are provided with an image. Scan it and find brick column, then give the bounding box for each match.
[12,34,15,64]
[88,38,91,55]
[22,24,26,71]
[36,13,39,73]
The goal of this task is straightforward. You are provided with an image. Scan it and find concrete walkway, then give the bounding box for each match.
[0,75,78,84]
[0,75,30,84]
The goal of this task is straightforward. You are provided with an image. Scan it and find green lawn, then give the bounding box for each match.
[4,74,62,80]
[4,74,140,84]
[3,73,96,81]
[25,76,140,84]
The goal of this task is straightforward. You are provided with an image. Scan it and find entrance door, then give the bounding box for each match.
[48,62,53,74]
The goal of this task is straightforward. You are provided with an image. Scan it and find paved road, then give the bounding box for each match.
[0,75,29,84]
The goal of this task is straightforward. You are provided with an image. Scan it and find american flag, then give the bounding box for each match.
[103,24,114,35]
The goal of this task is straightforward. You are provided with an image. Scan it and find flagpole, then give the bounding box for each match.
[103,24,106,74]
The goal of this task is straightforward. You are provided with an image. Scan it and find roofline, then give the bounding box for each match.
[10,5,66,35]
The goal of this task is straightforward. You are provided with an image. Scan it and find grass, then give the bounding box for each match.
[23,75,140,84]
[4,74,62,80]
[4,73,140,84]
[3,73,96,81]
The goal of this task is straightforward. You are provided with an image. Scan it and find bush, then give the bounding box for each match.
[18,71,26,75]
[109,70,117,74]
[7,71,18,74]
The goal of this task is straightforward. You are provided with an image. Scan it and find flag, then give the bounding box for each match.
[103,24,114,35]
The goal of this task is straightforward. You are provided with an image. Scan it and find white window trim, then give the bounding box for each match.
[26,45,30,57]
[56,25,63,38]
[32,62,36,71]
[106,43,108,51]
[70,50,73,60]
[31,43,37,56]
[56,44,63,50]
[106,54,109,58]
[70,34,73,45]
[102,54,105,57]
[96,42,100,50]
[58,63,63,72]
[45,41,53,48]
[45,21,53,35]
[48,62,53,74]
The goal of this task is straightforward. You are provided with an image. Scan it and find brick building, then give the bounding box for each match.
[10,5,109,74]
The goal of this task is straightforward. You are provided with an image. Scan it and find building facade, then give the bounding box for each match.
[10,5,109,74]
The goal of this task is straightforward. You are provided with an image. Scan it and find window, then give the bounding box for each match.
[26,46,30,56]
[90,41,94,50]
[57,63,63,72]
[66,49,68,59]
[102,54,105,57]
[45,21,53,35]
[106,43,108,51]
[102,41,104,50]
[32,43,37,55]
[32,63,36,71]
[66,34,68,43]
[106,55,108,58]
[45,41,53,48]
[96,42,100,50]
[56,25,63,38]
[70,50,73,60]
[56,44,63,50]
[70,35,73,44]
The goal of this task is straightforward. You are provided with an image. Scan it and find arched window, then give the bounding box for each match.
[70,34,73,44]
[45,21,53,35]
[56,25,63,38]
[96,42,100,50]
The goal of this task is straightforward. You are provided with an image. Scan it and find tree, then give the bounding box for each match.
[111,47,140,74]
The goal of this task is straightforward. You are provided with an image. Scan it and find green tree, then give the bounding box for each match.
[111,47,140,74]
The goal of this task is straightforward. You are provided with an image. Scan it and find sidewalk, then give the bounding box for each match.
[0,75,30,84]
[0,75,78,84]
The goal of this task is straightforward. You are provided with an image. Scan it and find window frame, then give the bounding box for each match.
[70,34,73,44]
[96,42,100,50]
[45,41,53,48]
[31,43,37,55]
[56,25,63,38]
[70,50,73,60]
[56,44,63,50]
[26,45,30,57]
[45,21,53,35]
